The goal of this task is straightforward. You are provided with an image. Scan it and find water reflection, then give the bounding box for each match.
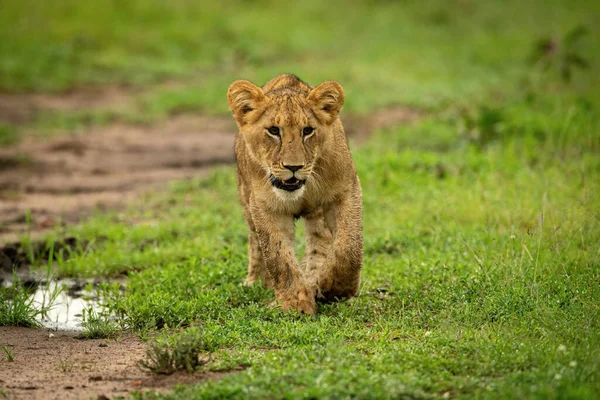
[34,280,103,331]
[1,277,107,331]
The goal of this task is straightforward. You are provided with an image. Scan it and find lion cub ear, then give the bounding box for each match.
[308,81,345,124]
[227,80,265,125]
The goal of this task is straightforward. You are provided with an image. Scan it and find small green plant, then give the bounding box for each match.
[2,346,14,362]
[59,356,74,372]
[0,243,63,327]
[138,326,212,374]
[80,307,119,339]
[530,25,590,83]
[0,272,61,327]
[0,123,18,146]
[458,105,506,148]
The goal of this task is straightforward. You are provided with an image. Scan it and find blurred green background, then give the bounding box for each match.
[1,0,599,111]
[2,0,599,147]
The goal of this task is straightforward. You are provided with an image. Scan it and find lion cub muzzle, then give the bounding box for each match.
[269,174,306,192]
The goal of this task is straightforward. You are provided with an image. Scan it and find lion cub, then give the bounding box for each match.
[227,74,363,315]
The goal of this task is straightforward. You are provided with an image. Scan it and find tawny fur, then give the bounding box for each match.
[227,74,363,315]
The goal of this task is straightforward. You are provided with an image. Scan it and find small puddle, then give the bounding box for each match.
[1,239,121,331]
[34,279,104,331]
[2,277,115,331]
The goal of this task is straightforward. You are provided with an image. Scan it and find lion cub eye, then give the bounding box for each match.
[302,127,314,136]
[266,126,280,136]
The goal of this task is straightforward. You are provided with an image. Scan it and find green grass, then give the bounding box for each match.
[0,267,62,327]
[0,123,19,145]
[1,0,599,398]
[138,326,215,375]
[0,283,41,327]
[2,346,15,362]
[0,236,67,327]
[2,0,598,98]
[79,307,119,339]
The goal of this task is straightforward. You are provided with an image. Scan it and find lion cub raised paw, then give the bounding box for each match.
[227,74,363,315]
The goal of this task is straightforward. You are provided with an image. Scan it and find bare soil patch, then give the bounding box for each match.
[0,105,421,244]
[0,326,230,399]
[0,115,237,243]
[0,81,184,125]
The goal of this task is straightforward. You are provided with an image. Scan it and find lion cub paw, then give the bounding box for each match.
[277,286,317,315]
[242,276,257,286]
[317,275,359,302]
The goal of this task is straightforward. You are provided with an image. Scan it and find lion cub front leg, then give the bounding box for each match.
[302,208,333,294]
[317,179,363,301]
[244,227,272,288]
[252,205,317,315]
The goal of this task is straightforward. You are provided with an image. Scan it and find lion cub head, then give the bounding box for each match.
[228,74,344,200]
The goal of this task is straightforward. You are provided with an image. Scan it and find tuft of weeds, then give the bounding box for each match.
[79,307,119,339]
[59,356,74,372]
[530,25,590,83]
[0,271,61,327]
[2,346,14,362]
[138,326,213,374]
[0,241,64,327]
[0,123,18,146]
[458,105,506,148]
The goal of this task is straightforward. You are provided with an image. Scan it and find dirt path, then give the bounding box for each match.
[0,327,228,399]
[0,107,420,244]
[0,115,237,243]
[0,81,185,125]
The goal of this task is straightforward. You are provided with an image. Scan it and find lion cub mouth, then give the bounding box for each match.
[269,175,306,192]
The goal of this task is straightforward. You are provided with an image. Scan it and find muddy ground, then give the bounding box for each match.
[0,86,421,399]
[0,327,230,399]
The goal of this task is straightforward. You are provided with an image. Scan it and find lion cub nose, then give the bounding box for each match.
[284,165,303,173]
